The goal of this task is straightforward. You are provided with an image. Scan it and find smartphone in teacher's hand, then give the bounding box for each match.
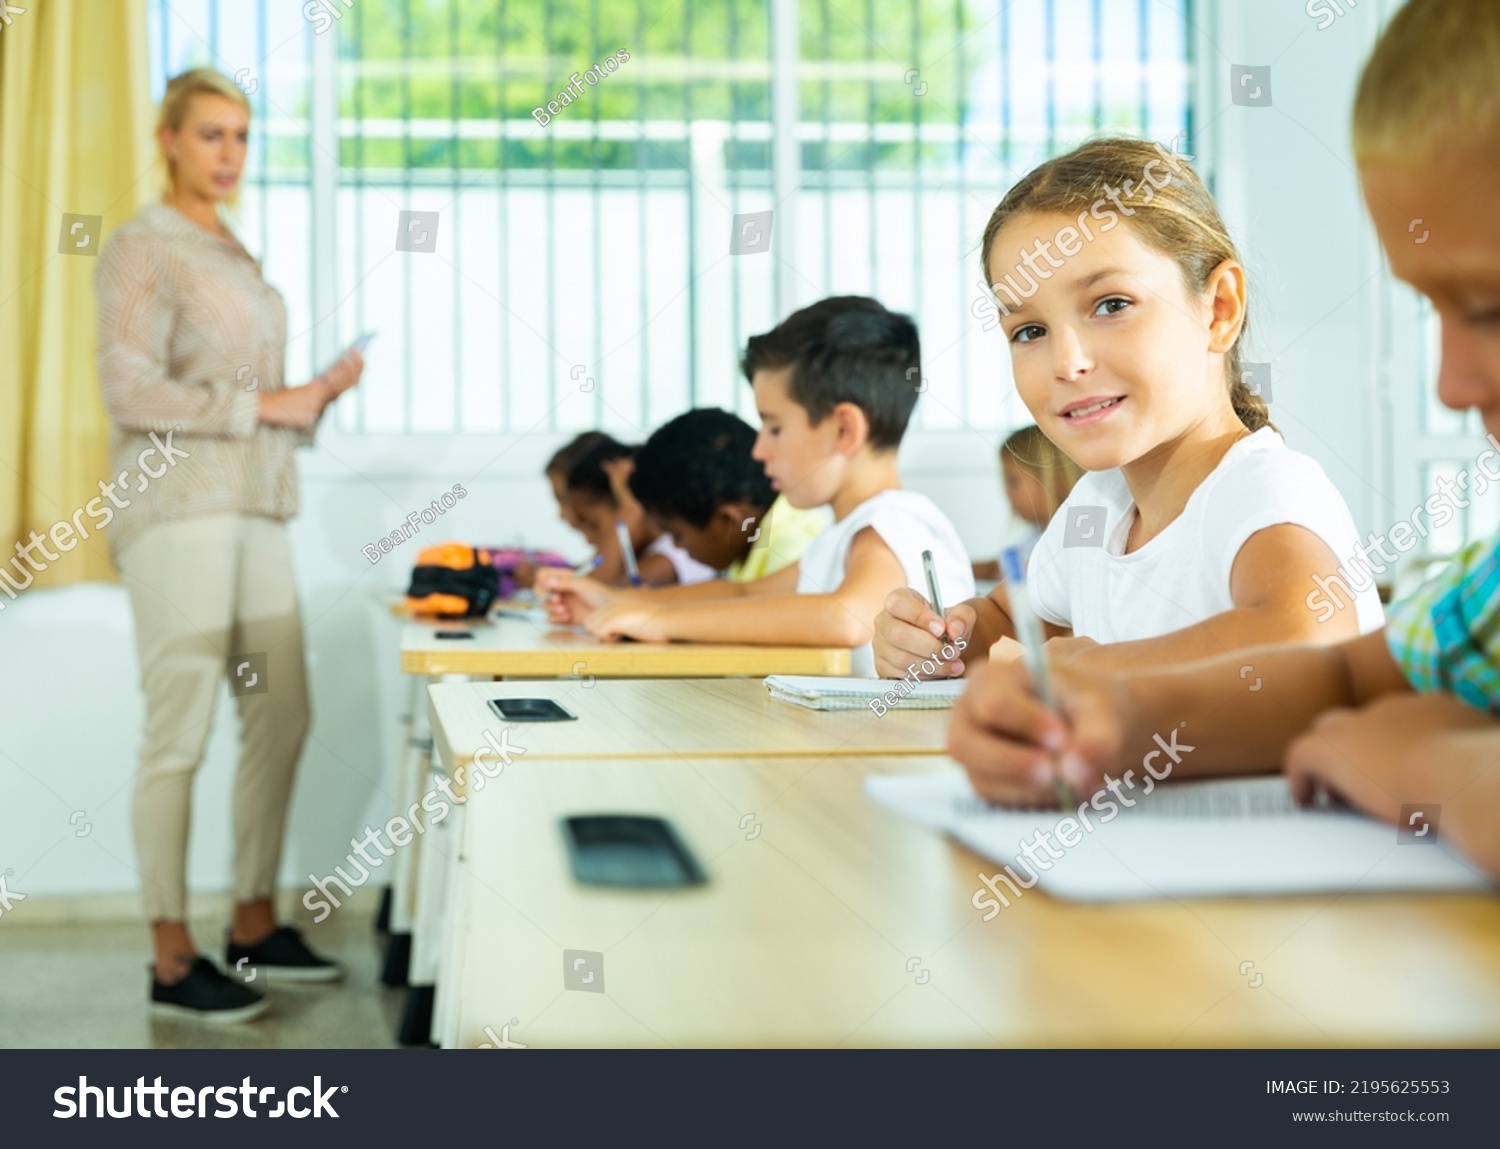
[316,332,375,383]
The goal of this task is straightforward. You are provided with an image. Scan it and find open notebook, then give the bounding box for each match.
[764,675,966,712]
[865,767,1490,901]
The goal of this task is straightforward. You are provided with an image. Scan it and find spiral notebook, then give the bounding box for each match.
[864,767,1491,901]
[764,675,965,712]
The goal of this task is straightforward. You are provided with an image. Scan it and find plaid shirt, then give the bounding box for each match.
[1385,533,1500,713]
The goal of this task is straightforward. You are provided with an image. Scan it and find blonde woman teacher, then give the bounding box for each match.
[96,69,362,1022]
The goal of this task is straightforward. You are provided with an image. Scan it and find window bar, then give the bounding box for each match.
[401,0,414,430]
[1138,0,1149,134]
[352,0,367,431]
[954,0,967,417]
[770,0,800,321]
[544,0,558,429]
[1000,0,1010,177]
[865,0,876,294]
[1183,0,1196,175]
[636,0,649,432]
[1091,0,1103,131]
[820,0,832,296]
[684,0,698,412]
[256,0,270,283]
[309,0,339,382]
[730,0,746,396]
[590,0,604,426]
[498,0,510,432]
[1044,0,1056,158]
[909,0,921,333]
[449,0,462,433]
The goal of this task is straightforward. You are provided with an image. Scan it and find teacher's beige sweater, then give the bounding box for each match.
[95,204,309,557]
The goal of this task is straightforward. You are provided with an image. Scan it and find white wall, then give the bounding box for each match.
[1199,0,1392,537]
[0,0,1403,903]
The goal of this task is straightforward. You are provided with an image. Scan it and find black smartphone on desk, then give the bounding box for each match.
[488,697,576,722]
[562,815,706,887]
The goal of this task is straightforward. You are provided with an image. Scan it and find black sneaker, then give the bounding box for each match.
[151,957,270,1024]
[226,926,342,983]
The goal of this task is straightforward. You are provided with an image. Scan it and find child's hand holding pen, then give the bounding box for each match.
[536,565,616,625]
[872,588,977,678]
[946,655,1137,809]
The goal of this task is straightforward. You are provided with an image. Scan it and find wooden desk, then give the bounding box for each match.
[437,751,1500,1047]
[401,615,851,678]
[428,678,950,775]
[392,630,845,1042]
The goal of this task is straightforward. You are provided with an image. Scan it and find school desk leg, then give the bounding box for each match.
[380,673,429,986]
[431,795,470,1048]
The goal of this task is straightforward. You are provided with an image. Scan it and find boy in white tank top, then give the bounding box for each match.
[540,296,973,673]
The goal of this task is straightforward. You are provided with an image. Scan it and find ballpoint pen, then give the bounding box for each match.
[572,554,605,576]
[1000,545,1076,810]
[921,549,947,642]
[615,519,641,586]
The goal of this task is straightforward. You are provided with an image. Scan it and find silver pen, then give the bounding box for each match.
[921,549,945,637]
[1001,545,1076,810]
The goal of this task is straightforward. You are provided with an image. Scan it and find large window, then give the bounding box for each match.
[149,0,1192,439]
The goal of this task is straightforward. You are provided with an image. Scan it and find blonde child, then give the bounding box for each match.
[873,137,1382,680]
[947,0,1500,881]
[973,425,1085,581]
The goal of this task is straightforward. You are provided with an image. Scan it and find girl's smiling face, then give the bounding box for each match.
[987,210,1247,472]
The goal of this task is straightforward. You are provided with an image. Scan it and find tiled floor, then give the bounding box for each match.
[0,901,405,1048]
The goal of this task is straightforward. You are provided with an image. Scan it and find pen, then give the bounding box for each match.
[921,549,945,638]
[573,554,605,576]
[1000,545,1076,811]
[615,519,641,586]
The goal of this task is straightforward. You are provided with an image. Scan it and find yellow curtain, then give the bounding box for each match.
[0,0,153,588]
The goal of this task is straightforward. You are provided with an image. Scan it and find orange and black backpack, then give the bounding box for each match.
[405,543,570,617]
[404,544,501,618]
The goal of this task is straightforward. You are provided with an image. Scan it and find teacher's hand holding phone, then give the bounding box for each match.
[257,344,367,428]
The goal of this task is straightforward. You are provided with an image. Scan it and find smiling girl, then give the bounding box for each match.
[873,137,1382,679]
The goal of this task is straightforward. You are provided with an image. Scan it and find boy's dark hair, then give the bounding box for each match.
[546,431,609,479]
[740,295,921,450]
[565,435,634,504]
[629,408,774,528]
